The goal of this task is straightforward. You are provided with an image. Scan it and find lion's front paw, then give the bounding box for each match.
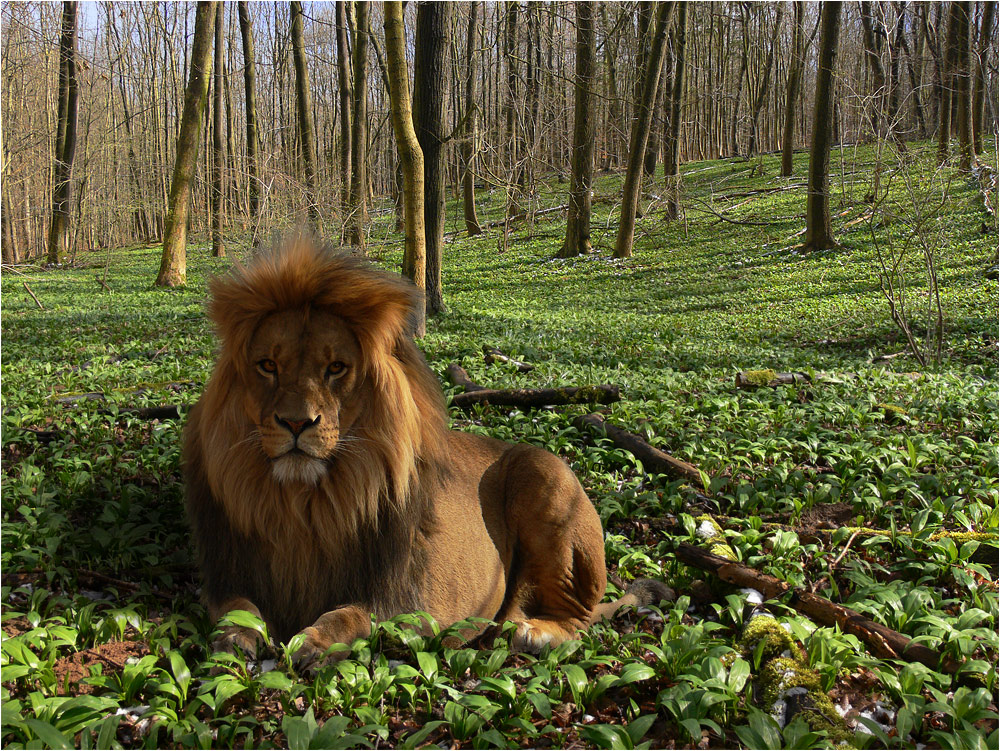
[290,627,349,674]
[213,625,266,660]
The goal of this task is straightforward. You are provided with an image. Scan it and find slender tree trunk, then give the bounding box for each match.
[349,1,369,250]
[413,1,451,315]
[613,1,675,259]
[601,5,623,170]
[237,2,260,222]
[503,1,521,217]
[803,1,842,252]
[46,1,79,265]
[748,4,783,157]
[898,8,928,138]
[780,2,805,176]
[336,1,353,211]
[860,1,889,138]
[384,0,426,337]
[939,2,962,163]
[461,2,482,236]
[211,1,225,256]
[156,1,215,287]
[559,0,596,258]
[290,1,320,230]
[664,2,688,221]
[973,1,996,154]
[955,1,975,170]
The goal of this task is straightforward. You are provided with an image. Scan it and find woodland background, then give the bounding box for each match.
[1,1,999,750]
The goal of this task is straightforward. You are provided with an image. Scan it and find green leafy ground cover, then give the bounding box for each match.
[2,142,997,749]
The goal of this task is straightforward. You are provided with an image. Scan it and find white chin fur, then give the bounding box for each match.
[272,454,327,485]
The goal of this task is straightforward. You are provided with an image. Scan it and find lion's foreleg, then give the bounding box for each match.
[291,605,371,672]
[209,596,270,659]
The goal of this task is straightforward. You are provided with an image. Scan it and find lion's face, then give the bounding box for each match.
[244,308,366,485]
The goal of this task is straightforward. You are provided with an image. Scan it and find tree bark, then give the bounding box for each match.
[461,1,482,236]
[413,1,451,316]
[664,1,688,221]
[938,2,962,164]
[954,1,975,170]
[349,1,370,250]
[46,1,79,265]
[503,1,521,217]
[334,1,353,213]
[384,0,426,337]
[972,1,996,155]
[290,1,320,231]
[780,2,805,176]
[613,1,675,259]
[802,1,842,252]
[237,2,260,223]
[211,1,225,257]
[860,1,889,138]
[559,1,596,258]
[748,4,784,157]
[156,1,215,287]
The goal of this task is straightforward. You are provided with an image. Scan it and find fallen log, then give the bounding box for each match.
[674,543,963,675]
[451,384,619,411]
[572,412,704,486]
[483,346,534,372]
[735,369,810,388]
[445,364,486,392]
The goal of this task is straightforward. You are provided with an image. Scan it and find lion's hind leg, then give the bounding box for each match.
[497,447,608,653]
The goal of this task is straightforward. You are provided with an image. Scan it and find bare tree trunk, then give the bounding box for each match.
[237,2,260,223]
[503,1,521,217]
[461,1,482,236]
[939,2,962,163]
[559,0,596,258]
[860,1,889,138]
[413,1,451,315]
[211,1,225,256]
[336,1,353,211]
[46,1,79,265]
[973,0,996,154]
[747,4,783,157]
[955,1,975,170]
[780,2,805,176]
[664,1,688,221]
[613,1,675,259]
[290,1,320,231]
[803,1,842,252]
[156,1,215,287]
[384,0,426,337]
[349,1,369,250]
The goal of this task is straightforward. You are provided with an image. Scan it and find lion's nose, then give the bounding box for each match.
[275,414,321,437]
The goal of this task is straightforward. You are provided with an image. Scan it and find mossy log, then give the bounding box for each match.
[675,543,963,674]
[735,369,811,388]
[482,346,534,372]
[446,364,618,410]
[573,412,704,486]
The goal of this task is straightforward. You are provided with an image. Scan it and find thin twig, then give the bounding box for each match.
[22,282,44,310]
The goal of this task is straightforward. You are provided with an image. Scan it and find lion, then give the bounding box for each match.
[184,240,670,669]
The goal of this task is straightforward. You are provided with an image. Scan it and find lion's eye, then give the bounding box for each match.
[258,359,277,375]
[327,361,347,379]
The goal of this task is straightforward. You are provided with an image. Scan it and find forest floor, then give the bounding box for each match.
[2,141,998,749]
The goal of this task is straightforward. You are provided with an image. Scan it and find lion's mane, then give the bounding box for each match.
[184,242,448,640]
